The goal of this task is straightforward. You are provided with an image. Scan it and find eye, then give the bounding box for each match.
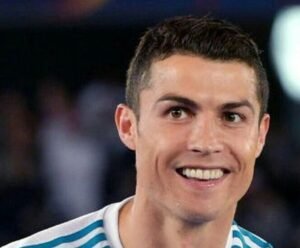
[168,107,189,119]
[223,112,243,123]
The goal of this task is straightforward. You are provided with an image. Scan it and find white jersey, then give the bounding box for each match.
[3,198,273,248]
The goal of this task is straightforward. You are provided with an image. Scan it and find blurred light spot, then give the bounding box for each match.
[271,6,300,102]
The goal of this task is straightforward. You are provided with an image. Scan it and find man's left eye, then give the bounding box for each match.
[223,112,243,123]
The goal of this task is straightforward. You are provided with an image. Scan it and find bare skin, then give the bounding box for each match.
[118,197,234,248]
[115,54,270,248]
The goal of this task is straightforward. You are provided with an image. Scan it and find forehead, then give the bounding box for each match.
[141,54,259,109]
[150,54,256,83]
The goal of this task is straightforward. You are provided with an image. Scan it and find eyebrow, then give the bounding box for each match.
[221,100,255,114]
[155,94,255,113]
[155,95,199,110]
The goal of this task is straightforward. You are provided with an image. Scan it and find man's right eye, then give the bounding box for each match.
[168,107,188,119]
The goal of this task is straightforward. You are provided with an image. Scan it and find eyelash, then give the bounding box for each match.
[222,111,246,123]
[165,106,192,119]
[163,107,246,124]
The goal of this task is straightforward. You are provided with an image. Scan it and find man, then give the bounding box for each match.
[4,16,272,248]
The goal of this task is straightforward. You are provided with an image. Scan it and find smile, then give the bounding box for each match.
[177,168,228,181]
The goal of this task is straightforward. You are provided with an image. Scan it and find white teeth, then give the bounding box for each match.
[203,170,210,180]
[196,169,203,178]
[181,168,224,180]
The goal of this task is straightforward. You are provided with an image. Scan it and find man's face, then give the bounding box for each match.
[116,54,269,223]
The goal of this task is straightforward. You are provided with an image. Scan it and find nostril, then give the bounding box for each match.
[190,145,222,155]
[187,134,223,154]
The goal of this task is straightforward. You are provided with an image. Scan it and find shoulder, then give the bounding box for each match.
[3,206,110,248]
[231,222,273,248]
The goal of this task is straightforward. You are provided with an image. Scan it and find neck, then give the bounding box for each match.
[119,195,235,248]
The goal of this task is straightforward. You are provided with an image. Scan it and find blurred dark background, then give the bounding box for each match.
[0,1,300,247]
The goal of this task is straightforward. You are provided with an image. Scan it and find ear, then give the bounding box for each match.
[255,113,270,158]
[115,103,137,150]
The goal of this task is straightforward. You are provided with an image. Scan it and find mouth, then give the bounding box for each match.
[176,167,230,181]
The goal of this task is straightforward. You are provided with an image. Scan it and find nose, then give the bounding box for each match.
[187,115,224,154]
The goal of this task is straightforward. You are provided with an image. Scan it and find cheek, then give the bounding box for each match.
[135,123,184,182]
[232,126,260,157]
[135,131,180,170]
[244,130,261,160]
[227,127,260,183]
[242,140,259,162]
[138,119,186,153]
[230,131,258,199]
[235,129,259,186]
[134,138,170,194]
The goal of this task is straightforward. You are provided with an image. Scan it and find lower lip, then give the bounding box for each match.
[177,172,228,190]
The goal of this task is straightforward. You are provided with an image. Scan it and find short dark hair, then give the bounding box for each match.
[126,15,269,119]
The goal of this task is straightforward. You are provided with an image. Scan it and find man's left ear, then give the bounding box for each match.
[256,113,270,158]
